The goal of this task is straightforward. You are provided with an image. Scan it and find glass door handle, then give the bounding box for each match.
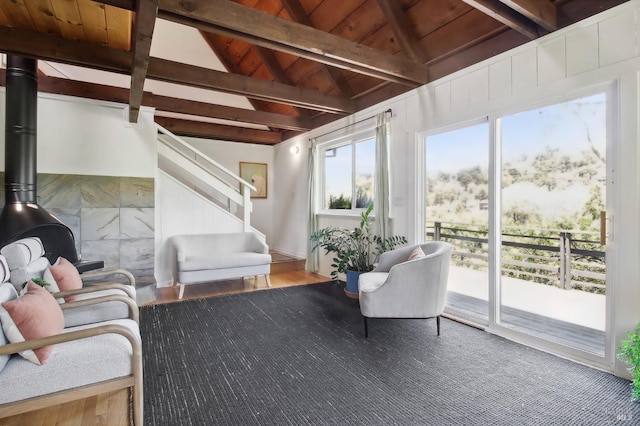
[600,211,608,246]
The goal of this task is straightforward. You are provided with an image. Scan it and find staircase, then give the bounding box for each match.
[270,251,306,274]
[156,123,257,232]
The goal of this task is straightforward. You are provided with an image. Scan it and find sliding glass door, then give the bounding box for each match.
[498,93,607,355]
[425,123,490,324]
[423,91,610,358]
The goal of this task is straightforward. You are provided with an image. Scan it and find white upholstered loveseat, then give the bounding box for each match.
[170,232,272,298]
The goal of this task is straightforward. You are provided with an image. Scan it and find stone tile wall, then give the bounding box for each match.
[0,172,155,277]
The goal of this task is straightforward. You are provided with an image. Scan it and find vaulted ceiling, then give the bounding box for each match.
[0,0,629,145]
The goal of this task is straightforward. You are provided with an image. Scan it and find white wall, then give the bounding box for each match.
[271,138,308,258]
[0,91,157,177]
[273,2,640,376]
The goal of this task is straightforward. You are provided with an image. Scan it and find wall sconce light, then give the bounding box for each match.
[290,146,299,154]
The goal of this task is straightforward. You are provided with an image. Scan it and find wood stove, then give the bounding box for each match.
[0,56,79,265]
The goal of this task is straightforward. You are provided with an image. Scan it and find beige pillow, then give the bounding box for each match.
[0,282,64,365]
[408,246,426,261]
[49,257,83,302]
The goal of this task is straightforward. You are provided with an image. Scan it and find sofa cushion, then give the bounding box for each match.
[63,288,135,328]
[1,237,45,270]
[0,255,9,283]
[180,252,272,272]
[0,318,139,404]
[0,282,65,365]
[173,233,268,260]
[8,257,50,292]
[0,283,18,373]
[49,257,83,302]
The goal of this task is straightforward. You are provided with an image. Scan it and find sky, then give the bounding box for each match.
[426,93,607,175]
[324,138,375,205]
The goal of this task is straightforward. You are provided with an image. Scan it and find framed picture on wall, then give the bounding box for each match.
[239,162,268,199]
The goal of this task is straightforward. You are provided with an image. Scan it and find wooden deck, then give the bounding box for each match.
[446,292,605,355]
[445,263,606,355]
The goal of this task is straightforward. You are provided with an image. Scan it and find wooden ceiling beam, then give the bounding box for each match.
[0,69,311,131]
[252,45,314,119]
[280,0,354,98]
[0,26,354,114]
[147,58,353,114]
[92,0,135,11]
[375,0,427,64]
[500,0,557,31]
[461,0,542,39]
[154,116,282,145]
[157,0,429,86]
[129,0,159,123]
[0,26,131,73]
[148,94,313,131]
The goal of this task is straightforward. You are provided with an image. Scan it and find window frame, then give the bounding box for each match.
[318,127,376,215]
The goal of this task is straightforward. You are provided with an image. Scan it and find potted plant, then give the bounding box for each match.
[310,204,407,297]
[618,323,640,400]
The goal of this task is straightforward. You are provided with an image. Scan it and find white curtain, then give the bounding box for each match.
[374,111,392,239]
[305,139,319,272]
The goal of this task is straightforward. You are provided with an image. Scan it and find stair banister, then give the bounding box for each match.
[156,123,255,232]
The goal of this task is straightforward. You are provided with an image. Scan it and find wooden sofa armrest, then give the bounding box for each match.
[0,322,141,357]
[0,323,144,425]
[59,294,139,324]
[80,269,136,287]
[53,282,136,301]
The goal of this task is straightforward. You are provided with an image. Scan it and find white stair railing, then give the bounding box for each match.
[156,123,254,232]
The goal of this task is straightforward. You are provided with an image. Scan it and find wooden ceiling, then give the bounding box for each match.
[0,0,629,145]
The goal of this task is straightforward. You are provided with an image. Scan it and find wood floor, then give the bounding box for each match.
[0,267,329,426]
[0,390,129,426]
[152,269,328,305]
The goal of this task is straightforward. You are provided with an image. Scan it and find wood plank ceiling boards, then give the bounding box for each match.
[0,0,628,145]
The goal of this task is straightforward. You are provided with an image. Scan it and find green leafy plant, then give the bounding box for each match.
[310,204,407,282]
[22,277,51,290]
[617,323,640,400]
[328,194,352,209]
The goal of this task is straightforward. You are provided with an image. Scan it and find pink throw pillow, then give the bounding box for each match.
[407,246,426,261]
[49,257,82,302]
[0,282,65,365]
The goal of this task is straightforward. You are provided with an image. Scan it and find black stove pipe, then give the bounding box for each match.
[5,56,38,204]
[0,55,78,264]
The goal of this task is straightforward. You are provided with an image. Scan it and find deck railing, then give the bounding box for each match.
[427,221,605,293]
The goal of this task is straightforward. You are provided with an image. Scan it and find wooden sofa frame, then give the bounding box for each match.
[0,285,143,425]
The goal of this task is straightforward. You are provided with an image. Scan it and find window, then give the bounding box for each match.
[321,130,375,211]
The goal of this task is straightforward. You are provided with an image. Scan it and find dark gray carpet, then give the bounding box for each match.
[141,283,640,425]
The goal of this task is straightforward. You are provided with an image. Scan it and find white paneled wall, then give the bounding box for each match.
[599,11,637,66]
[488,58,512,100]
[537,37,566,84]
[566,25,598,76]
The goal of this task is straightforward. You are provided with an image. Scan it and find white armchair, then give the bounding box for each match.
[358,241,453,337]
